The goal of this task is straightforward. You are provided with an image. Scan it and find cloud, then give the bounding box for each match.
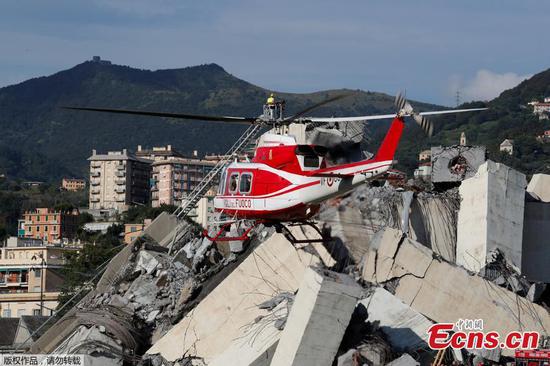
[449,70,532,102]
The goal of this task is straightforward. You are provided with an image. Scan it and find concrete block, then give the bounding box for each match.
[457,160,526,273]
[146,233,321,363]
[270,267,362,366]
[526,174,550,202]
[360,288,433,351]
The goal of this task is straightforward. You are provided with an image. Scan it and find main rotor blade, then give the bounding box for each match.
[285,93,354,122]
[62,106,257,124]
[418,107,488,116]
[306,107,487,123]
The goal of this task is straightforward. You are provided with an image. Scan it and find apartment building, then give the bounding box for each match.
[61,178,86,192]
[135,144,185,162]
[0,243,73,318]
[151,156,217,207]
[88,149,152,212]
[21,208,79,243]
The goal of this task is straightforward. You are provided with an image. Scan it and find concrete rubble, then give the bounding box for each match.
[146,232,324,364]
[27,160,550,366]
[362,226,550,358]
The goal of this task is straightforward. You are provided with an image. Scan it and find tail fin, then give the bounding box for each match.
[374,116,405,162]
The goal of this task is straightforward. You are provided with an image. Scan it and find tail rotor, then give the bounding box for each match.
[395,92,434,137]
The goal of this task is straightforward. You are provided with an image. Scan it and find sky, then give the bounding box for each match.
[0,0,548,106]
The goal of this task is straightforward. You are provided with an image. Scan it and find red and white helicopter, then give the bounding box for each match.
[66,93,486,241]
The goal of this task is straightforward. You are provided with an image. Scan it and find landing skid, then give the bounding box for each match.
[275,221,326,245]
[203,220,261,242]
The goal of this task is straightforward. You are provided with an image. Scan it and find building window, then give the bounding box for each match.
[45,226,48,232]
[33,309,41,316]
[33,286,41,292]
[36,226,39,232]
[2,309,11,317]
[35,269,41,278]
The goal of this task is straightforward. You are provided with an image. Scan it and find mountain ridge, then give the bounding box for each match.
[0,60,438,181]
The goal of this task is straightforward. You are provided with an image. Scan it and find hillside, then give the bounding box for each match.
[393,68,550,176]
[0,60,438,182]
[1,60,549,182]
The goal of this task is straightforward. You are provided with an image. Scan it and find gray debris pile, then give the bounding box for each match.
[27,160,550,366]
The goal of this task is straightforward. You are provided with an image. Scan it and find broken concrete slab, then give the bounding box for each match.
[360,288,433,352]
[208,301,289,366]
[457,160,527,273]
[386,354,419,366]
[408,194,459,263]
[319,205,371,263]
[144,211,179,246]
[361,228,431,284]
[526,174,550,202]
[364,228,550,358]
[146,233,322,363]
[270,267,362,366]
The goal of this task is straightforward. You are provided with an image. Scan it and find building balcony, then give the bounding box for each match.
[115,196,126,202]
[91,180,100,186]
[115,179,126,185]
[115,187,126,194]
[91,162,101,169]
[91,171,100,177]
[116,164,126,171]
[91,188,100,194]
[0,291,60,302]
[115,171,126,177]
[90,197,100,203]
[0,276,28,286]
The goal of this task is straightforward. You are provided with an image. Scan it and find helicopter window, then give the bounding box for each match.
[239,173,253,194]
[218,168,227,195]
[296,145,321,169]
[303,155,320,168]
[229,173,239,193]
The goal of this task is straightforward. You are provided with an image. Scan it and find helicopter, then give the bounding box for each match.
[65,92,486,241]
